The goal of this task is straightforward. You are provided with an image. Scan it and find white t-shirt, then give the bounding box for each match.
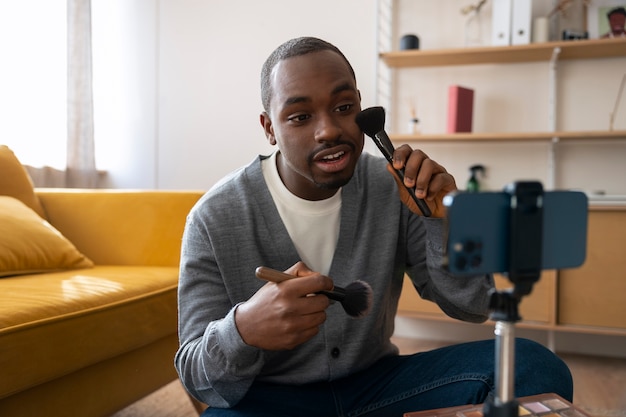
[261,151,341,275]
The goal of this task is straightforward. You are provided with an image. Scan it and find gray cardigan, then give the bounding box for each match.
[175,152,493,408]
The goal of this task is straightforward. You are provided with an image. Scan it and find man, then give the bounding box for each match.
[175,37,572,416]
[601,7,626,38]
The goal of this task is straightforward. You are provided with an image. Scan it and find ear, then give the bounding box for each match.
[260,111,276,146]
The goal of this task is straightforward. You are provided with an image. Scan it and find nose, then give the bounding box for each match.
[314,113,342,143]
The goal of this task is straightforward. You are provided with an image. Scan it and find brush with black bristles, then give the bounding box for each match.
[355,106,432,217]
[255,266,373,318]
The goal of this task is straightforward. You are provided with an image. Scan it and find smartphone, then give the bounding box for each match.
[443,189,588,275]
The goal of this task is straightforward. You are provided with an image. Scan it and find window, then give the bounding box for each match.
[0,2,67,168]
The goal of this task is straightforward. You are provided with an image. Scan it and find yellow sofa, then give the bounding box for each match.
[0,146,204,416]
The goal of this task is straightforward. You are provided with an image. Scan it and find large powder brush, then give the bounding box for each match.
[355,106,432,217]
[255,266,373,318]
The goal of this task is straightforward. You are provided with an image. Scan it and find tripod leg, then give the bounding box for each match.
[484,320,519,417]
[495,321,516,404]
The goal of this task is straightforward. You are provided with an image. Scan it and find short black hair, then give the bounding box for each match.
[607,6,626,18]
[260,37,356,113]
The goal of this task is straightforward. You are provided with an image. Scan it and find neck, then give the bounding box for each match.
[275,151,339,201]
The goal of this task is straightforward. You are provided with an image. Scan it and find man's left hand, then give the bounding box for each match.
[387,144,457,218]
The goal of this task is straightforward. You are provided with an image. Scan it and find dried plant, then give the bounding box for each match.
[461,0,488,16]
[547,0,592,18]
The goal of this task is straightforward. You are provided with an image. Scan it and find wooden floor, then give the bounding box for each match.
[112,336,626,417]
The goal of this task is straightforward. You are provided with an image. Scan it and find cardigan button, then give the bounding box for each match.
[331,347,340,358]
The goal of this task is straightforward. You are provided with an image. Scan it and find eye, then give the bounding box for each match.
[335,103,353,113]
[287,113,310,123]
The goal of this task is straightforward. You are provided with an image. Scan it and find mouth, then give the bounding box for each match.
[321,150,345,162]
[313,145,353,173]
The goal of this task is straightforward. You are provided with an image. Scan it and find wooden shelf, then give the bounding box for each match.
[380,38,626,68]
[390,130,626,143]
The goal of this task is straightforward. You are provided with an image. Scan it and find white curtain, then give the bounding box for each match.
[66,0,98,188]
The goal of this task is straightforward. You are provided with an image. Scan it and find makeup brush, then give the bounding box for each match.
[255,266,373,318]
[355,106,432,217]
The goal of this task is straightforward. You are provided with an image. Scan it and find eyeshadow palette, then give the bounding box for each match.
[404,393,590,417]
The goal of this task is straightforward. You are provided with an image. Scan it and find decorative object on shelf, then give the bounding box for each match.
[587,1,626,38]
[399,34,420,50]
[407,99,420,134]
[461,0,488,15]
[562,29,590,39]
[532,17,550,42]
[548,0,579,18]
[461,0,488,46]
[609,73,626,131]
[447,85,474,133]
[467,164,486,192]
[548,0,591,40]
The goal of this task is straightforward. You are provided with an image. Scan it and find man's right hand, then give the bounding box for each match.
[234,262,333,350]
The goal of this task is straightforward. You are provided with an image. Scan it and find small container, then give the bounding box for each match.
[400,34,420,50]
[532,17,549,43]
[467,164,485,192]
[408,118,420,135]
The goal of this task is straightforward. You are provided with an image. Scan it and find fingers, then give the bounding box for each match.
[285,261,314,278]
[386,164,424,215]
[393,145,456,197]
[282,262,335,296]
[389,145,458,217]
[236,262,334,350]
[236,291,327,350]
[236,279,330,350]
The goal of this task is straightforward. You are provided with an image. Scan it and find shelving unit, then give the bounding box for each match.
[381,38,626,145]
[379,33,626,338]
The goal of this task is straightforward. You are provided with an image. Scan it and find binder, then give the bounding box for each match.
[512,0,532,45]
[492,0,512,46]
[447,85,474,133]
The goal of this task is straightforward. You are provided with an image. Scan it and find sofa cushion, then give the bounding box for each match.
[0,265,179,399]
[0,145,46,218]
[0,196,94,277]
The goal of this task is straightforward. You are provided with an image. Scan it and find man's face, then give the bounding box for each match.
[609,13,626,34]
[261,50,363,201]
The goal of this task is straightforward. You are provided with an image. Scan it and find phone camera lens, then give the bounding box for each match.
[455,256,468,271]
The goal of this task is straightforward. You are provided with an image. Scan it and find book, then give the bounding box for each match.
[447,85,474,133]
[492,0,512,46]
[511,0,532,45]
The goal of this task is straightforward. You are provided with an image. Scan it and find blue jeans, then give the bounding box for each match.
[202,338,573,417]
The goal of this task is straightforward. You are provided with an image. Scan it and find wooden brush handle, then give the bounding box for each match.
[255,266,298,283]
[254,267,344,301]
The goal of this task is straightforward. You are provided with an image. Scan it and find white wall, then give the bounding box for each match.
[93,0,378,189]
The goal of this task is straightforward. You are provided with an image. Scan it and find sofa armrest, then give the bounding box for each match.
[36,189,204,266]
